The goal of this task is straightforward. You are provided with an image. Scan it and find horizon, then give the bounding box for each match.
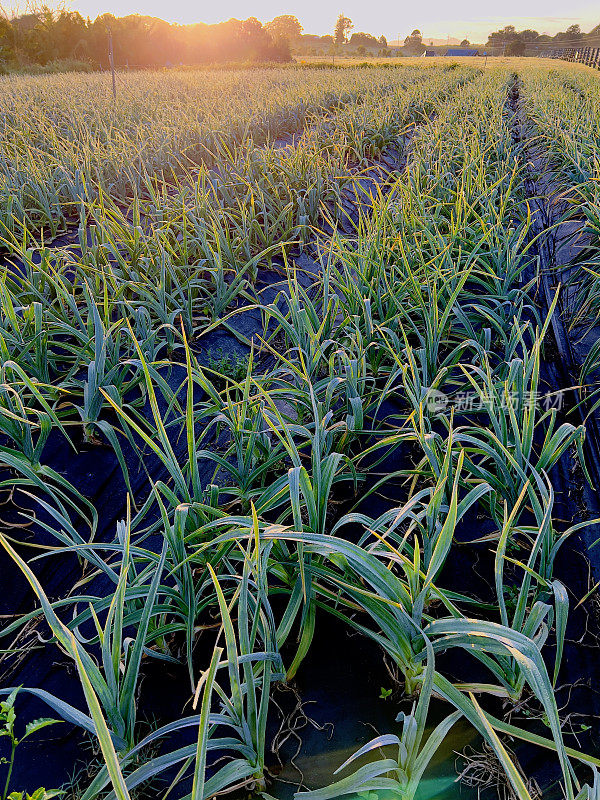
[46,0,599,43]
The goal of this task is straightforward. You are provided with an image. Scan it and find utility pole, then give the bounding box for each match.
[108,28,116,103]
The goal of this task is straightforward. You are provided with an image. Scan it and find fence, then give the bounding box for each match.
[538,46,600,68]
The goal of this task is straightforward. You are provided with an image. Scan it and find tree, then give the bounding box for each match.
[520,29,539,42]
[334,13,352,45]
[378,34,387,46]
[486,24,542,53]
[52,10,87,59]
[487,25,518,47]
[404,27,425,54]
[460,38,469,47]
[265,15,302,42]
[0,13,14,63]
[506,38,526,55]
[349,31,378,48]
[554,24,582,42]
[407,29,423,46]
[238,17,285,61]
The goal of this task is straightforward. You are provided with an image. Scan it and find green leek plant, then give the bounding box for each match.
[0,519,166,756]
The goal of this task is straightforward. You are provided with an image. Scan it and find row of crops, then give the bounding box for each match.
[0,64,467,239]
[2,61,600,800]
[523,67,600,327]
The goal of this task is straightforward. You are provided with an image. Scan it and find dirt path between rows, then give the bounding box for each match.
[509,73,600,529]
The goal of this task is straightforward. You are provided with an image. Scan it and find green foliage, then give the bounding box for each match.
[0,689,62,800]
[7,791,64,800]
[206,348,250,382]
[0,61,599,800]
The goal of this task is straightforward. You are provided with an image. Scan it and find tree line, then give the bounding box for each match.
[0,8,297,69]
[0,8,395,70]
[486,23,600,55]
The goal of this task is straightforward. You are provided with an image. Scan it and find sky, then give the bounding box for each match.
[58,0,600,42]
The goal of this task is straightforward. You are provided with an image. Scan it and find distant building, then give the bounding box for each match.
[445,47,480,56]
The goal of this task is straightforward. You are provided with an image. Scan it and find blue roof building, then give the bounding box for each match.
[445,48,480,56]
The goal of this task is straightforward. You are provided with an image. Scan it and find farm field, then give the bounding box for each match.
[3,58,600,800]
